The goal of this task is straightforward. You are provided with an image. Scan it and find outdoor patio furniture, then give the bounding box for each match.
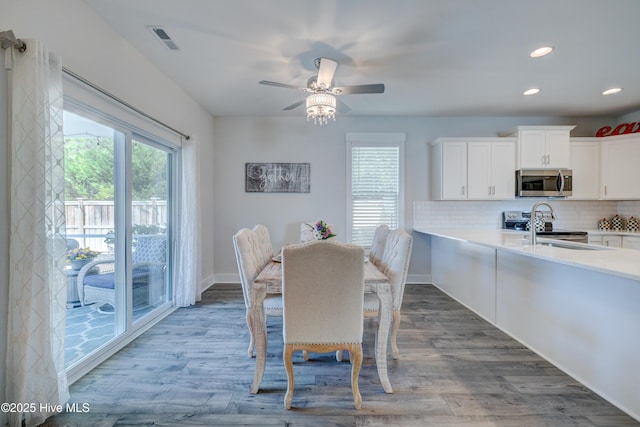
[77,234,167,309]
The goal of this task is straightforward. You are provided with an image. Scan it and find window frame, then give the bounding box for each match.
[346,132,406,246]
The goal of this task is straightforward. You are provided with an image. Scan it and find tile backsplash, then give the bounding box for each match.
[413,200,638,231]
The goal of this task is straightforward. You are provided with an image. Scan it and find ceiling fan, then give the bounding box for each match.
[259,57,385,124]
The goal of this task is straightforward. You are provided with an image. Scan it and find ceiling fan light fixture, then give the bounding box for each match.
[306,93,336,125]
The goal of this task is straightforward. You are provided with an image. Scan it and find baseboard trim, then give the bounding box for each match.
[407,273,431,284]
[201,274,216,291]
[214,273,240,284]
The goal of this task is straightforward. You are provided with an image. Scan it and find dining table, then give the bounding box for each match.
[250,257,394,394]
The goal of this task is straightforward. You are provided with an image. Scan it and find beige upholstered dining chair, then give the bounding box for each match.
[369,224,390,267]
[299,221,316,242]
[364,228,413,359]
[252,224,274,267]
[233,225,283,357]
[282,240,365,410]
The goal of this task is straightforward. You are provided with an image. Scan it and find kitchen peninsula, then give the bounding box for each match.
[415,228,640,421]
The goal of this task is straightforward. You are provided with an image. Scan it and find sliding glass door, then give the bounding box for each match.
[63,109,175,370]
[131,138,172,321]
[63,111,119,367]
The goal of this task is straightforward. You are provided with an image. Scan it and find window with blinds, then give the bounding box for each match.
[346,133,405,247]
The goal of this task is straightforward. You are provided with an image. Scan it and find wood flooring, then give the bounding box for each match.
[42,283,639,426]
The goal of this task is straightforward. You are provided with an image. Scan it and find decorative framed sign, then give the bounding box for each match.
[245,162,310,193]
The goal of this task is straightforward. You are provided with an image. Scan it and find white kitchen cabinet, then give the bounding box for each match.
[588,234,603,245]
[467,141,516,199]
[506,126,575,169]
[589,233,640,250]
[622,235,640,250]
[431,138,515,200]
[428,231,640,420]
[431,139,467,200]
[569,138,601,199]
[601,134,640,199]
[602,235,622,247]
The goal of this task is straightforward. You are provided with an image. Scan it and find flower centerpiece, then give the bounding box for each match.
[309,220,336,240]
[67,247,100,270]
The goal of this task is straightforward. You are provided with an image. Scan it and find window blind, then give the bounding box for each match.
[350,145,400,246]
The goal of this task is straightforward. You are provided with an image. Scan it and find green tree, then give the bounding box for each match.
[64,137,167,201]
[64,137,115,200]
[131,140,167,200]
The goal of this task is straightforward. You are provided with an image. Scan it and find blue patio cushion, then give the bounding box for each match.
[83,266,153,289]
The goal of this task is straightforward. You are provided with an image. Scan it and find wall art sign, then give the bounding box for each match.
[596,122,640,137]
[245,162,310,193]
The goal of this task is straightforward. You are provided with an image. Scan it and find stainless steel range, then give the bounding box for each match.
[502,210,588,243]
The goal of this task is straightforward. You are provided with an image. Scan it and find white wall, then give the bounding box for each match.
[619,110,640,122]
[213,115,615,283]
[2,0,216,289]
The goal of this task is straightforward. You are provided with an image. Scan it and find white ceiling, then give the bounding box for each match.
[84,0,640,118]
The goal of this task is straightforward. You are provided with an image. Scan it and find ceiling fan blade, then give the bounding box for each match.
[336,99,351,114]
[259,80,308,91]
[316,58,338,89]
[283,99,305,110]
[332,83,385,95]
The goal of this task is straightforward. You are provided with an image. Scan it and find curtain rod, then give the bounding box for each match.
[1,28,190,141]
[63,68,191,141]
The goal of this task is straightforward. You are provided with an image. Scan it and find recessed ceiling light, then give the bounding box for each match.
[523,88,541,96]
[602,87,622,95]
[530,46,553,58]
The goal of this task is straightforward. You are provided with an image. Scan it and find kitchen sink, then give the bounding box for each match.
[536,241,612,251]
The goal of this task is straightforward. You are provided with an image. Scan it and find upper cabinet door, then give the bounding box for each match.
[431,139,468,200]
[508,126,575,169]
[569,138,601,200]
[490,142,516,199]
[545,130,571,168]
[518,130,547,168]
[601,134,640,199]
[440,142,468,200]
[467,142,492,199]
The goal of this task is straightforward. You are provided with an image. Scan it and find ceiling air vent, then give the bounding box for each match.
[147,26,179,50]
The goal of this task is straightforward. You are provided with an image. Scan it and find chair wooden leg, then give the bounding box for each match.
[335,350,343,362]
[246,309,254,357]
[283,345,296,409]
[391,310,401,360]
[303,350,309,361]
[349,344,363,409]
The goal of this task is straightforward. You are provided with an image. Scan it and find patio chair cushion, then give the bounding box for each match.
[83,267,153,289]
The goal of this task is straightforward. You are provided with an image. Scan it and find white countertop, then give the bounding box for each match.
[414,227,640,281]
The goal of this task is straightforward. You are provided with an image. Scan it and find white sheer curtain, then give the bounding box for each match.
[5,39,69,427]
[174,138,202,306]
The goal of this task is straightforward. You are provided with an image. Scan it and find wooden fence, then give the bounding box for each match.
[65,199,167,252]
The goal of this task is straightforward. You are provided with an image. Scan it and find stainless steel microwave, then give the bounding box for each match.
[516,169,572,197]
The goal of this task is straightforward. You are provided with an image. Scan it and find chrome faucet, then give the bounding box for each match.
[530,202,557,245]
